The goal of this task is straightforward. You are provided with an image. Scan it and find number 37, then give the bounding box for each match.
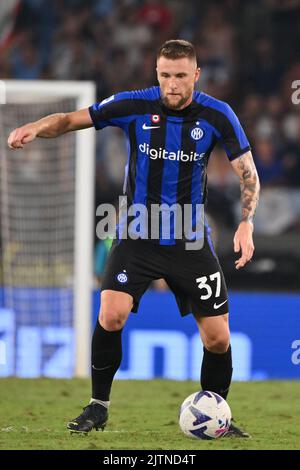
[196,272,221,300]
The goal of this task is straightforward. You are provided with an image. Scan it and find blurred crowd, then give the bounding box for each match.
[1,0,300,280]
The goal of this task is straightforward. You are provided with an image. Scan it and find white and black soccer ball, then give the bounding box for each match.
[179,391,231,439]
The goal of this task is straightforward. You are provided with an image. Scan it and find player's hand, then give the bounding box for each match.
[233,221,254,270]
[7,124,37,150]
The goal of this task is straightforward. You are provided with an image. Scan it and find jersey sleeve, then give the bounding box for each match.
[89,91,139,130]
[216,104,251,161]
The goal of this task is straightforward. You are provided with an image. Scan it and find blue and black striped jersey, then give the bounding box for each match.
[89,86,250,243]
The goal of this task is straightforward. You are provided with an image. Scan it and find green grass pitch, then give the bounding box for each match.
[0,379,299,450]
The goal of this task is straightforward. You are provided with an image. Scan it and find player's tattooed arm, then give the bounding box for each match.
[231,151,260,224]
[230,151,260,269]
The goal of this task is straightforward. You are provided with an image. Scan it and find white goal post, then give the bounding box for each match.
[0,80,96,377]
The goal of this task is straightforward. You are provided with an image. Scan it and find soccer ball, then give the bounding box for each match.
[179,390,231,439]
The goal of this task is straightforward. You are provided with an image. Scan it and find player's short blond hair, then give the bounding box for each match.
[157,39,197,63]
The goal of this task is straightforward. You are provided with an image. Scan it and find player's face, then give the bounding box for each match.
[157,56,200,110]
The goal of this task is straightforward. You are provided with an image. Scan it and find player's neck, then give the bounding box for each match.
[176,94,194,111]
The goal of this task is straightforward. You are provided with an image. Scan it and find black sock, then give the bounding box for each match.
[200,345,233,400]
[91,321,122,401]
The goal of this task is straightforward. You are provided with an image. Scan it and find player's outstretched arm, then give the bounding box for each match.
[231,151,260,270]
[7,108,93,150]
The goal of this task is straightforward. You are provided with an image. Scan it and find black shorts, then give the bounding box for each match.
[101,236,229,317]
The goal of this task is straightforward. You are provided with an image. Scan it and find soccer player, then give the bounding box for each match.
[8,40,260,438]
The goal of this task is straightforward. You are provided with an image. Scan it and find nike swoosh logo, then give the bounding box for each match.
[213,300,228,310]
[142,123,160,130]
[92,365,112,371]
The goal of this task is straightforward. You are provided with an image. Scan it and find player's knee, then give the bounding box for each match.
[100,313,126,331]
[204,334,230,354]
[99,299,131,332]
[99,306,129,331]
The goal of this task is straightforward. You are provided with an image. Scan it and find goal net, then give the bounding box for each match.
[0,80,96,378]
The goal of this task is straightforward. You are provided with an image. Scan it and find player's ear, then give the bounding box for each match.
[156,67,160,82]
[195,67,201,83]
